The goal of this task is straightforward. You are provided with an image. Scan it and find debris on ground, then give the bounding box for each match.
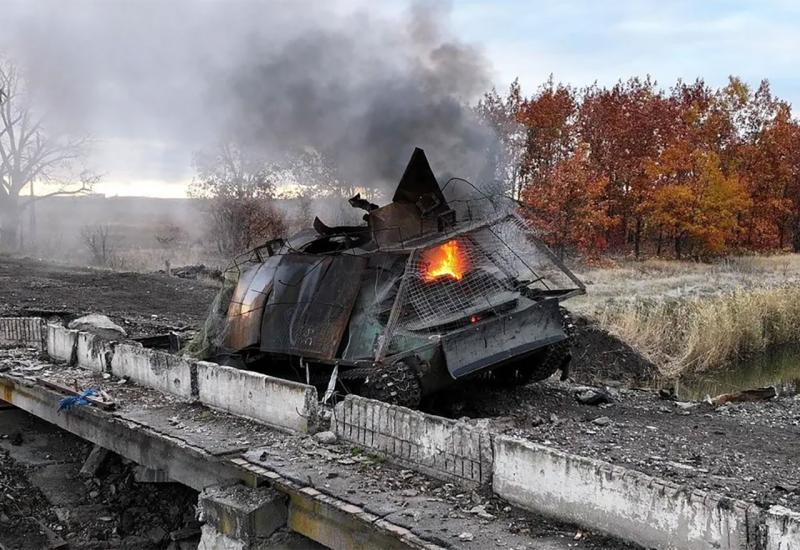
[708,386,778,406]
[575,386,614,406]
[0,409,201,550]
[312,431,337,445]
[0,256,217,338]
[435,379,800,510]
[167,264,223,283]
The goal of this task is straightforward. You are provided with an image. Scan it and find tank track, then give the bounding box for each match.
[489,307,575,386]
[532,306,575,382]
[361,360,422,408]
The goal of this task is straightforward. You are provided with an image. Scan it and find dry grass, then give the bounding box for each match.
[568,254,800,376]
[594,288,800,376]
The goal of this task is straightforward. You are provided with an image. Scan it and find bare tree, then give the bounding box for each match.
[475,79,527,199]
[282,148,374,200]
[190,142,286,256]
[0,59,93,249]
[80,224,116,267]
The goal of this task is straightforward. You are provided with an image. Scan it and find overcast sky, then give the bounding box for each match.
[2,0,798,198]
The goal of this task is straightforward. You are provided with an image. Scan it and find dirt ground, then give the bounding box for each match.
[0,255,218,337]
[431,379,800,510]
[0,254,656,385]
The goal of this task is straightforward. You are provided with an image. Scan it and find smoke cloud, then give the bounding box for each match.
[0,0,498,196]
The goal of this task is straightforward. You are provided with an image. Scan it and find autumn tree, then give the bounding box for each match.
[522,146,613,258]
[0,60,92,250]
[479,74,800,259]
[516,77,578,192]
[645,144,750,257]
[578,77,679,256]
[190,142,286,256]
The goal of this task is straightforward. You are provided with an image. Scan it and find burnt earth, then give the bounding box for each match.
[2,255,797,513]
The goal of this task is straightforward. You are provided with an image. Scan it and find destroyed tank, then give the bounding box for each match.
[210,148,585,408]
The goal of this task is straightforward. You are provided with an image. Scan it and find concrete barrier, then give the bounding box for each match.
[333,395,493,488]
[196,362,318,434]
[492,435,759,550]
[0,317,45,349]
[110,343,195,399]
[46,324,78,364]
[76,332,113,373]
[766,506,800,550]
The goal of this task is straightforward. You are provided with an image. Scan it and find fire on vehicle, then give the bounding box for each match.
[197,148,585,408]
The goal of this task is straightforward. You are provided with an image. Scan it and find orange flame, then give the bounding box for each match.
[421,240,469,282]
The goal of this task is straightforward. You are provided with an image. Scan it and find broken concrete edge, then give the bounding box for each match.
[492,435,768,550]
[766,505,800,550]
[0,373,245,491]
[198,483,288,543]
[333,394,492,489]
[196,362,319,434]
[0,316,46,349]
[333,396,798,550]
[22,322,795,548]
[39,323,320,435]
[76,331,116,373]
[110,342,195,399]
[46,323,79,365]
[229,457,444,550]
[2,375,441,550]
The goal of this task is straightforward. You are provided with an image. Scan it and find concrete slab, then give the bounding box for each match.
[76,331,111,373]
[197,362,318,434]
[766,506,800,550]
[0,317,45,349]
[493,435,759,550]
[199,484,288,542]
[334,395,493,488]
[47,324,77,364]
[1,367,638,550]
[110,343,195,399]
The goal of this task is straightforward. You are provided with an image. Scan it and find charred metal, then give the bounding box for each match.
[209,148,585,408]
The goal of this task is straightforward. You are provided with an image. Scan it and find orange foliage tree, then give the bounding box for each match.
[522,146,613,259]
[477,74,800,259]
[646,144,750,257]
[578,77,680,257]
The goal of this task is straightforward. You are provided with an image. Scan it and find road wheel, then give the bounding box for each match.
[362,361,422,408]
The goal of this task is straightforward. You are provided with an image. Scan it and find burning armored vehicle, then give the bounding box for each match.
[204,148,585,407]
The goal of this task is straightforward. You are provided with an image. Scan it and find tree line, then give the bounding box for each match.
[3,53,800,261]
[478,76,800,259]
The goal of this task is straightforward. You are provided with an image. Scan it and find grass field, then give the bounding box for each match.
[568,255,800,376]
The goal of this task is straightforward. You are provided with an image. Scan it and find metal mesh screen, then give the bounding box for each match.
[398,215,575,332]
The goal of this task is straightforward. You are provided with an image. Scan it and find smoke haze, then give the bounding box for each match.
[0,0,498,196]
